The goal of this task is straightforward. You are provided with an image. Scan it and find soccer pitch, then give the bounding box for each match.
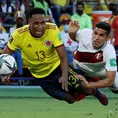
[0,87,118,118]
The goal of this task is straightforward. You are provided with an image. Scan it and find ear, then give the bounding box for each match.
[107,34,111,41]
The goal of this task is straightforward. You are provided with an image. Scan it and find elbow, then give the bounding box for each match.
[69,33,76,41]
[107,79,114,87]
[108,82,114,87]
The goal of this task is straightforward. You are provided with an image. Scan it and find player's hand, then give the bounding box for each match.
[75,74,89,88]
[59,76,68,92]
[1,75,10,85]
[68,21,80,34]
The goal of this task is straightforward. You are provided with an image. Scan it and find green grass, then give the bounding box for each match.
[0,87,118,118]
[0,98,118,118]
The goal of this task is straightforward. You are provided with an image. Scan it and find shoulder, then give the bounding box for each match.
[82,28,93,32]
[71,13,78,18]
[16,25,29,34]
[104,43,116,54]
[105,43,115,49]
[45,22,57,30]
[77,28,93,36]
[83,13,91,18]
[76,28,93,41]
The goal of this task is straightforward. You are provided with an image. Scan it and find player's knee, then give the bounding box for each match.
[66,99,75,104]
[67,101,75,104]
[65,93,76,104]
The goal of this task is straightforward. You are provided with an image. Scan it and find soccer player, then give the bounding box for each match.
[68,21,118,93]
[1,8,108,105]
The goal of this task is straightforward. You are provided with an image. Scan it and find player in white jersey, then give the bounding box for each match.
[68,21,118,93]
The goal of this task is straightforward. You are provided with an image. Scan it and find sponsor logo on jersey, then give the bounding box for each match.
[110,58,116,67]
[45,40,52,47]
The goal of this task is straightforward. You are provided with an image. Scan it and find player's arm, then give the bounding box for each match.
[76,71,116,88]
[1,45,15,85]
[68,21,80,41]
[56,45,69,91]
[53,24,69,91]
[2,45,14,55]
[1,31,20,84]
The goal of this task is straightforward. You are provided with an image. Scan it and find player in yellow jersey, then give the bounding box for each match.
[1,8,108,105]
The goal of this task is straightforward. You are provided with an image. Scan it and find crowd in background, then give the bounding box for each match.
[0,0,118,85]
[0,0,118,28]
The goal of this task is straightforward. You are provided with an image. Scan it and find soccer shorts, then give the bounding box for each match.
[32,65,83,101]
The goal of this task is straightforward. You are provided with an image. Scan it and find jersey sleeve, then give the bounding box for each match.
[52,26,63,47]
[75,28,93,42]
[105,45,117,71]
[7,29,21,51]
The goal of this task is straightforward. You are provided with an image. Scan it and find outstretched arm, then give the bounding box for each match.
[75,71,116,88]
[68,21,80,41]
[2,45,14,55]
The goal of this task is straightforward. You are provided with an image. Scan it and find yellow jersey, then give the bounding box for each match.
[7,23,63,78]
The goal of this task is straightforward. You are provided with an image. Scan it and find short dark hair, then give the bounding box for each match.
[29,8,45,18]
[96,22,111,35]
[76,1,84,8]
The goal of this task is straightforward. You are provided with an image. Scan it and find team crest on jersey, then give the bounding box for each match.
[9,36,14,43]
[45,40,52,47]
[95,53,102,60]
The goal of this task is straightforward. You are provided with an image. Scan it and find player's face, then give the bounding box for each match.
[92,27,109,49]
[29,14,46,38]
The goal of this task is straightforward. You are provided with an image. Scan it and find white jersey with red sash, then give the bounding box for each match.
[73,29,117,79]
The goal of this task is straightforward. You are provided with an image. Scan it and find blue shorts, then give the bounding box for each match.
[33,65,83,101]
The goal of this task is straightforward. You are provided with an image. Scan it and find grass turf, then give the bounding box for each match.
[0,87,118,118]
[0,98,118,118]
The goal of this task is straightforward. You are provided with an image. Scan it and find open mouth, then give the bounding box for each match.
[94,41,99,45]
[36,30,42,35]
